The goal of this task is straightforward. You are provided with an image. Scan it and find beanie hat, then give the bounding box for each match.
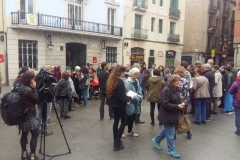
[75,66,80,70]
[66,66,71,70]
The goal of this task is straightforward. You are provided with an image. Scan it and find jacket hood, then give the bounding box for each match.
[149,76,163,84]
[58,79,69,86]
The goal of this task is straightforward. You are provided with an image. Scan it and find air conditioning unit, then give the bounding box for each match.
[137,2,141,8]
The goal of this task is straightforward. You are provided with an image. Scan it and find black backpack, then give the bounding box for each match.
[0,87,26,126]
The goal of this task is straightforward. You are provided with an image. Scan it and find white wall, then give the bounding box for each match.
[38,0,64,17]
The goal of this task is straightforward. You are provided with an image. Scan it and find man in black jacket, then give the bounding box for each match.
[202,63,215,121]
[227,61,237,77]
[98,62,114,120]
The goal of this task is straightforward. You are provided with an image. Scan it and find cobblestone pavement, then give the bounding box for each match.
[0,85,239,160]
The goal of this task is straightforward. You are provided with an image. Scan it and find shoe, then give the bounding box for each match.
[88,98,92,100]
[110,117,114,120]
[206,118,211,122]
[68,108,75,111]
[193,121,201,125]
[100,117,104,120]
[150,122,155,126]
[211,111,218,115]
[30,153,43,160]
[127,131,138,137]
[135,119,145,124]
[224,111,233,114]
[81,104,87,107]
[21,151,29,160]
[187,132,192,139]
[235,131,240,136]
[60,114,63,119]
[167,151,180,158]
[74,102,80,107]
[152,138,162,150]
[113,141,124,151]
[47,122,56,126]
[41,131,53,136]
[63,115,71,119]
[201,121,206,124]
[122,133,126,138]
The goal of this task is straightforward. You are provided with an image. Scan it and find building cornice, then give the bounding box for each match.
[105,0,120,6]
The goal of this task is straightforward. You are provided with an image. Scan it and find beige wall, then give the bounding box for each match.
[123,0,185,67]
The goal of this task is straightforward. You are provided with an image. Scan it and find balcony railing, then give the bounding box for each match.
[131,28,148,39]
[208,25,217,34]
[222,11,229,19]
[169,8,180,19]
[133,0,148,10]
[229,0,236,4]
[11,11,122,37]
[208,5,217,14]
[167,33,180,43]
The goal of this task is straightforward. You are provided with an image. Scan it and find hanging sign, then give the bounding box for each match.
[166,50,176,57]
[93,57,97,63]
[0,54,4,62]
[27,14,38,25]
[211,49,215,58]
[131,54,144,60]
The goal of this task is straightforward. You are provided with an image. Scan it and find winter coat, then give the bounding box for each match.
[79,74,90,90]
[213,70,223,97]
[146,76,165,103]
[55,79,72,98]
[142,74,151,88]
[72,73,80,92]
[69,77,76,93]
[184,71,192,89]
[229,81,240,108]
[224,71,236,92]
[125,77,142,116]
[18,86,39,117]
[158,84,181,126]
[177,77,189,103]
[54,70,61,82]
[192,76,210,99]
[204,70,215,98]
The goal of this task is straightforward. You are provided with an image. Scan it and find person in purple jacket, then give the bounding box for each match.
[228,71,240,136]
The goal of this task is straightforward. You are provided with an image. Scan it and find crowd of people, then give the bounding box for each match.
[13,59,240,159]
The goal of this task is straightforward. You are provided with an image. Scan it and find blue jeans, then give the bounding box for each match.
[235,107,240,134]
[81,89,88,105]
[195,98,207,122]
[154,124,175,152]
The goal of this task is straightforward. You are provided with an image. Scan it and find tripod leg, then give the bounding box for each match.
[39,115,44,153]
[52,101,71,153]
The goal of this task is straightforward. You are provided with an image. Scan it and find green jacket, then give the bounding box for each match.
[125,77,142,116]
[146,76,165,103]
[55,79,72,98]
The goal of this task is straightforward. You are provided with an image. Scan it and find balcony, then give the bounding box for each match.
[131,28,148,39]
[229,0,236,4]
[208,25,217,34]
[133,0,148,11]
[11,12,122,38]
[208,5,217,15]
[222,11,229,19]
[169,8,180,20]
[167,33,180,43]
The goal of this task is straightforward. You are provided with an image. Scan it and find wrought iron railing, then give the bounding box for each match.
[222,10,229,19]
[208,25,217,34]
[169,8,180,19]
[131,28,148,39]
[167,33,180,43]
[11,11,122,36]
[133,0,148,9]
[208,5,217,14]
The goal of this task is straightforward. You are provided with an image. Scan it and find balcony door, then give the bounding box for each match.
[20,0,34,19]
[170,0,178,9]
[134,14,142,37]
[68,0,82,27]
[170,22,175,34]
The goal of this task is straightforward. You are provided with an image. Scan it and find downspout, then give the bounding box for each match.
[122,37,124,65]
[5,31,8,85]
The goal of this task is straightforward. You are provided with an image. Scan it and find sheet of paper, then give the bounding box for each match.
[127,90,137,97]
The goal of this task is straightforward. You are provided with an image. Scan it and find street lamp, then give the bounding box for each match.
[224,35,228,42]
[228,38,232,45]
[219,38,223,45]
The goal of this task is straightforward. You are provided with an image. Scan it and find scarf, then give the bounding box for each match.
[237,77,240,102]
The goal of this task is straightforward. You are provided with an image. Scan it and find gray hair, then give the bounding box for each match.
[41,65,50,71]
[129,68,140,76]
[132,63,140,69]
[207,59,214,64]
[202,63,211,69]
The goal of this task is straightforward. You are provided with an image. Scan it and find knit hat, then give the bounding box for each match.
[66,66,71,70]
[237,71,240,77]
[75,66,80,70]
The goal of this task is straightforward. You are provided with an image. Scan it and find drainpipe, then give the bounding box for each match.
[122,38,125,65]
[5,31,8,85]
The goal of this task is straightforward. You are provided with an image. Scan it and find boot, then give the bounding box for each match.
[74,102,80,107]
[21,151,29,160]
[113,139,124,151]
[30,153,43,160]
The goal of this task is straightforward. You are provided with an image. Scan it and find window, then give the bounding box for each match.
[135,14,142,29]
[215,37,218,47]
[216,18,218,27]
[158,19,163,33]
[28,0,33,13]
[150,50,154,56]
[170,0,178,8]
[217,0,220,10]
[160,0,163,6]
[108,9,115,26]
[151,18,155,32]
[19,40,38,69]
[152,0,156,4]
[106,47,117,63]
[170,22,175,34]
[209,16,212,26]
[20,0,34,18]
[68,0,82,25]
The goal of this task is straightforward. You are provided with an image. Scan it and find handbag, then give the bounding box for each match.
[176,109,191,134]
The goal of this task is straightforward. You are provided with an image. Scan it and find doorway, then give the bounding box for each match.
[66,43,86,69]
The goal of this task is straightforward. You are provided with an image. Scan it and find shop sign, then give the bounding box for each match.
[166,50,176,57]
[131,54,144,60]
[93,57,97,63]
[0,54,4,62]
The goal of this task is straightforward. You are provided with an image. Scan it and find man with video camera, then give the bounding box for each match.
[35,65,57,136]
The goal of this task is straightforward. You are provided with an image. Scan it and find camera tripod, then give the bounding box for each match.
[39,87,71,160]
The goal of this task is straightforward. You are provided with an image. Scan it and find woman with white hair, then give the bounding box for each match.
[123,68,143,137]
